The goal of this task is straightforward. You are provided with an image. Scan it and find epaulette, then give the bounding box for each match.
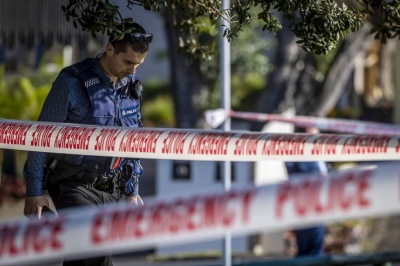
[67,58,93,76]
[65,58,100,88]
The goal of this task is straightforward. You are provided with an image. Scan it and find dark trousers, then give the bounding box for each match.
[47,180,121,266]
[295,226,325,257]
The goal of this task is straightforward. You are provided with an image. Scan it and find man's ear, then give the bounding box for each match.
[106,43,114,55]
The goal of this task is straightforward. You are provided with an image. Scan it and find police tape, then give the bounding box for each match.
[2,118,400,162]
[0,162,399,265]
[204,108,400,135]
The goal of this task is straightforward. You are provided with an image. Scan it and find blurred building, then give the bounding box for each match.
[0,1,169,81]
[0,0,104,71]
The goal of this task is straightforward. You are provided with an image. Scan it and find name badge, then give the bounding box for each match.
[121,106,137,117]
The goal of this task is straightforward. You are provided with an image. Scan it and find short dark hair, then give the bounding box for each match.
[109,22,150,54]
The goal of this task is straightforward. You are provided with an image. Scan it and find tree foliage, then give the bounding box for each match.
[62,0,400,56]
[0,64,58,121]
[193,5,270,111]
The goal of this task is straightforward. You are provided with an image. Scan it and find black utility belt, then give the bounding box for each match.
[81,171,121,193]
[61,178,118,197]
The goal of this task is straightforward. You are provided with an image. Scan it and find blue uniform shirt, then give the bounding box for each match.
[285,161,327,175]
[24,58,140,197]
[285,160,327,256]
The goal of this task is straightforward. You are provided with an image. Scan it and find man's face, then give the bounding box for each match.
[107,43,147,79]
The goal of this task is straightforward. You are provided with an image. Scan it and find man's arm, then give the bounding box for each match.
[23,71,87,218]
[126,75,144,204]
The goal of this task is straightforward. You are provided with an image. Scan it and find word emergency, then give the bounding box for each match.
[341,136,390,154]
[53,126,96,150]
[91,189,254,245]
[0,122,31,145]
[188,132,235,155]
[262,135,308,156]
[119,130,162,153]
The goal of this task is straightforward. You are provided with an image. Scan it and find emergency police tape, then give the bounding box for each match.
[0,162,399,265]
[2,118,400,162]
[204,108,400,135]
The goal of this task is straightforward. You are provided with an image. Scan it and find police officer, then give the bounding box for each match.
[23,22,152,266]
[285,126,328,257]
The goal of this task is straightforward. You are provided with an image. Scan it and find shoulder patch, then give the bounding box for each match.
[84,77,101,88]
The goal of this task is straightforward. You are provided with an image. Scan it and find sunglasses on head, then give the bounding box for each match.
[129,32,153,44]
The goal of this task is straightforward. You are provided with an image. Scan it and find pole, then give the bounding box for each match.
[220,0,231,265]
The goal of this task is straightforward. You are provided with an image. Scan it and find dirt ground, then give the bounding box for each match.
[0,195,55,221]
[0,198,26,221]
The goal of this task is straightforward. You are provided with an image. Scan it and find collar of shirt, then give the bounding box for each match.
[90,58,132,90]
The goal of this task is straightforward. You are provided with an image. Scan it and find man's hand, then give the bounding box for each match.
[127,195,143,206]
[24,196,50,220]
